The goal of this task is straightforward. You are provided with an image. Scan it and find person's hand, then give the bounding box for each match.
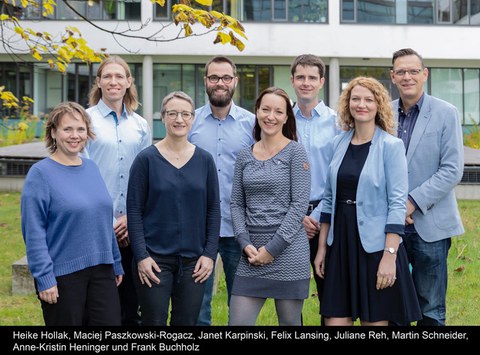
[137,257,161,288]
[114,215,129,248]
[39,285,59,304]
[192,256,214,283]
[405,199,415,225]
[376,253,397,290]
[115,275,123,287]
[244,245,258,259]
[314,244,327,279]
[303,216,320,239]
[248,246,274,266]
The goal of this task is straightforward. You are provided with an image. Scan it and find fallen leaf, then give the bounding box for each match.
[454,265,465,272]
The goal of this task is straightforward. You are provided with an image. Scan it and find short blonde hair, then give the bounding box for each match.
[337,76,396,135]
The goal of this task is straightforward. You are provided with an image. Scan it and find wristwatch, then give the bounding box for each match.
[384,247,397,255]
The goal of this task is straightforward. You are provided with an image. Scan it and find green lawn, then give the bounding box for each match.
[0,192,478,325]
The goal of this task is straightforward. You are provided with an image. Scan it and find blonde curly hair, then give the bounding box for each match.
[337,77,396,135]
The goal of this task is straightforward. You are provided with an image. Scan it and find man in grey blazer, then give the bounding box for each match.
[391,48,465,326]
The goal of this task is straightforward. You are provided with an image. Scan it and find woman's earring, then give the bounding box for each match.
[53,139,56,149]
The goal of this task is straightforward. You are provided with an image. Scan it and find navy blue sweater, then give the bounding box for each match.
[127,145,220,262]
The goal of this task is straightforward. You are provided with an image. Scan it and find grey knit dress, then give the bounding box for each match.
[230,140,311,299]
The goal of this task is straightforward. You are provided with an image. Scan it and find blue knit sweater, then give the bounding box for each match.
[21,158,124,292]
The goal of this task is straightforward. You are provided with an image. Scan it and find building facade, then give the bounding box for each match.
[1,0,480,139]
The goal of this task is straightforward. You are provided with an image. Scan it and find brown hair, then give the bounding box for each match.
[290,54,326,78]
[88,55,139,113]
[204,55,237,76]
[253,87,297,142]
[337,77,395,135]
[392,48,425,68]
[45,102,95,153]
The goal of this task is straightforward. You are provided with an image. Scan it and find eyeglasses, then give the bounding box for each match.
[164,110,194,121]
[392,69,423,77]
[206,75,235,84]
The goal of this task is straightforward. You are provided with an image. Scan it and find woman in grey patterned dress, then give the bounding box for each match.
[229,87,311,325]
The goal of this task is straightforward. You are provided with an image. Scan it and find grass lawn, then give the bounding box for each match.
[0,192,478,325]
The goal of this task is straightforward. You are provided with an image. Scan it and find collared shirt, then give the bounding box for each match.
[189,101,255,237]
[397,94,424,153]
[294,101,339,222]
[84,99,151,220]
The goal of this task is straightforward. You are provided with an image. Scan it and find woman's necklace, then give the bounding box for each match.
[164,143,190,161]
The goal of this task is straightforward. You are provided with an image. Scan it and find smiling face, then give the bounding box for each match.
[205,61,238,108]
[51,112,88,159]
[391,54,428,104]
[162,97,195,139]
[96,62,132,108]
[256,93,288,138]
[291,64,325,104]
[349,85,378,126]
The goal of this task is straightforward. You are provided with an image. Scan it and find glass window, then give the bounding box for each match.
[289,0,328,22]
[452,0,469,23]
[464,68,480,124]
[274,0,287,20]
[408,0,434,23]
[471,0,480,23]
[357,0,396,23]
[155,0,171,19]
[56,0,86,20]
[437,0,452,22]
[86,0,117,20]
[430,68,463,122]
[243,0,271,21]
[340,66,398,98]
[341,0,356,21]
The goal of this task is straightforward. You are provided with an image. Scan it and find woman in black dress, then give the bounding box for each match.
[314,77,421,326]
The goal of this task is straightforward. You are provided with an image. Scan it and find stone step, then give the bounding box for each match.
[12,256,35,295]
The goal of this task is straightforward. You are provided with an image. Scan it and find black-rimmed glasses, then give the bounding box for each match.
[206,75,235,84]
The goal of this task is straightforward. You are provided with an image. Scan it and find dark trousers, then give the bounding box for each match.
[134,255,206,326]
[39,264,121,326]
[118,246,141,326]
[307,200,325,325]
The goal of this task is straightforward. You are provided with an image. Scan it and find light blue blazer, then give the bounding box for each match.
[392,94,465,242]
[322,127,408,253]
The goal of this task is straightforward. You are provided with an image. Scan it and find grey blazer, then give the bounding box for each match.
[392,94,465,242]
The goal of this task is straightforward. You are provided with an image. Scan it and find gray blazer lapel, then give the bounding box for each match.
[406,95,432,163]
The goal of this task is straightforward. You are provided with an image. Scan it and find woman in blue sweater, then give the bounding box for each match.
[21,102,124,326]
[127,91,220,325]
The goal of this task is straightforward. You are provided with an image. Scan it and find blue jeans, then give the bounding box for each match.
[134,255,206,326]
[197,237,241,326]
[403,232,451,326]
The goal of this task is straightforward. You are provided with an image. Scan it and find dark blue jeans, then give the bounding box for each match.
[197,237,241,325]
[134,254,206,326]
[403,232,451,326]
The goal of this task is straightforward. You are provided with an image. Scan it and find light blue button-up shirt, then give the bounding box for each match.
[84,99,151,220]
[189,102,255,237]
[294,101,339,221]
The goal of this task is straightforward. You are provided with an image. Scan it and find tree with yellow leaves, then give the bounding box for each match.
[0,0,247,102]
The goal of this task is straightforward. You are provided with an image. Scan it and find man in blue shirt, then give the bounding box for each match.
[291,54,339,325]
[189,56,255,326]
[84,56,151,326]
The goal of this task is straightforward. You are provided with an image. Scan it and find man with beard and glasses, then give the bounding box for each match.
[189,56,255,326]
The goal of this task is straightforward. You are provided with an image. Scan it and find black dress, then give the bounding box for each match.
[321,142,421,324]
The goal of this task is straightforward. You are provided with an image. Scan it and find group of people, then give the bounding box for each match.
[21,48,464,327]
